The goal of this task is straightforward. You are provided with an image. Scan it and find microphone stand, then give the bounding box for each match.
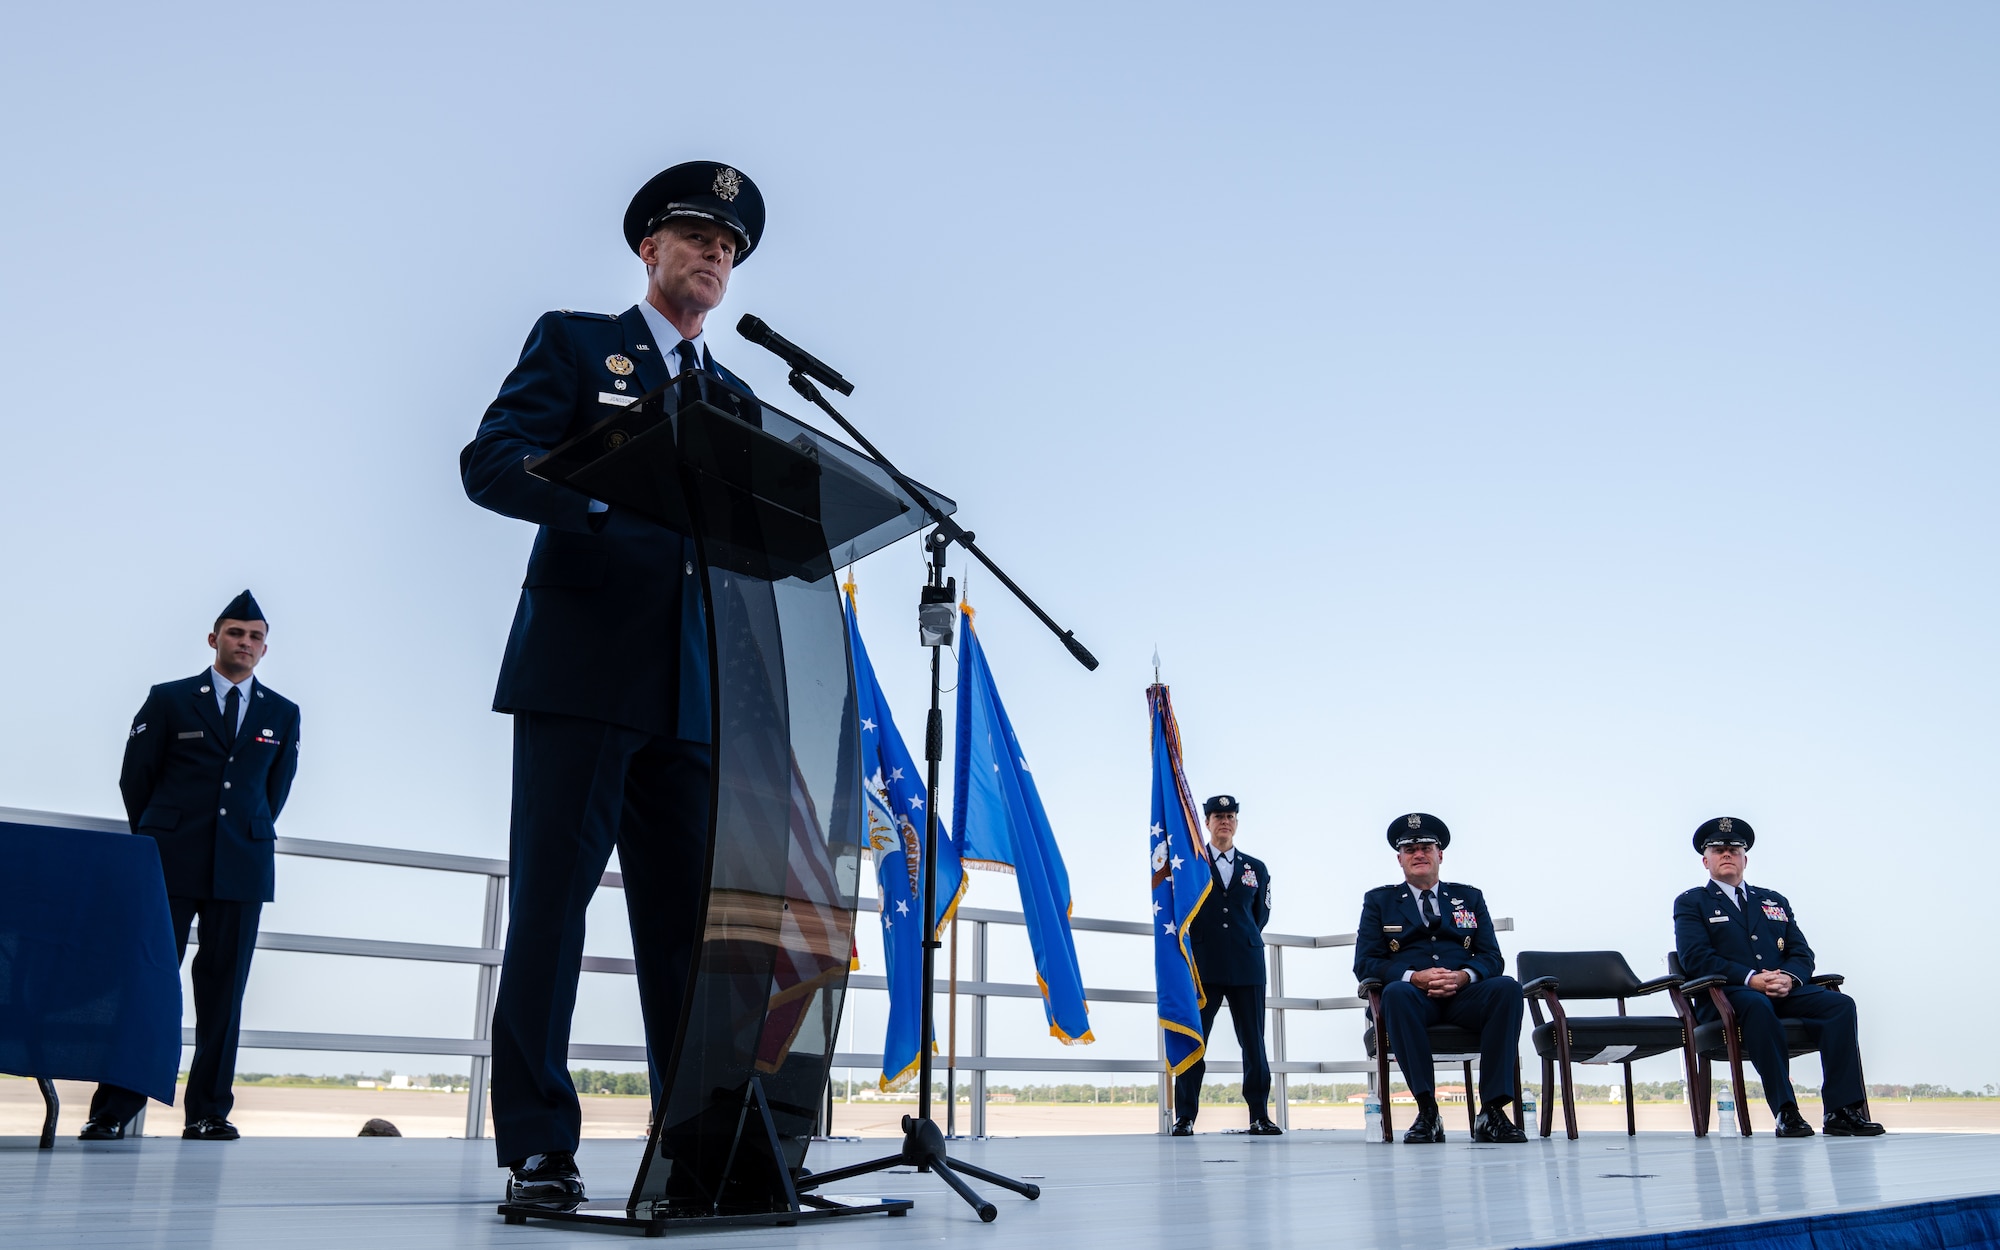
[781,369,1094,1223]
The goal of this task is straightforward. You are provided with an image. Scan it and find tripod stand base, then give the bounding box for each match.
[498,1195,913,1236]
[796,1115,1040,1223]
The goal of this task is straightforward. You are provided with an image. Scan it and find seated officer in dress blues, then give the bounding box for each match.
[1673,817,1883,1137]
[1172,795,1281,1136]
[1354,814,1526,1143]
[80,590,301,1142]
[460,160,764,1207]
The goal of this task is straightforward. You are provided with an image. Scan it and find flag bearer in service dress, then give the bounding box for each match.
[80,590,301,1142]
[1172,795,1281,1136]
[1672,817,1883,1138]
[1354,814,1526,1143]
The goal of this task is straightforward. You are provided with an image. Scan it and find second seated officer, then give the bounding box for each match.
[1673,817,1883,1137]
[1354,814,1526,1143]
[460,161,765,1206]
[1173,795,1281,1136]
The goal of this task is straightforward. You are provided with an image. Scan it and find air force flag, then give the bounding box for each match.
[845,589,963,1089]
[1148,682,1211,1076]
[954,605,1093,1045]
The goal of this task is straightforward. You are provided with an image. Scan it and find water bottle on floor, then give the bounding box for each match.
[1520,1083,1537,1130]
[1364,1089,1383,1141]
[1717,1086,1741,1136]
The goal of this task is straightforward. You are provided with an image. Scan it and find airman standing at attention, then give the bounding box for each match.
[1172,795,1281,1136]
[80,590,301,1143]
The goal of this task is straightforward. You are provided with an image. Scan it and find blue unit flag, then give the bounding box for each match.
[844,587,964,1090]
[1148,682,1211,1076]
[953,605,1093,1044]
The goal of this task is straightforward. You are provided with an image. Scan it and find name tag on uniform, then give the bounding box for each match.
[1382,925,1403,933]
[1708,915,1730,923]
[177,731,204,740]
[597,391,638,407]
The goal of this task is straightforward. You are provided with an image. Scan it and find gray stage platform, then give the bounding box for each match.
[5,1129,1997,1249]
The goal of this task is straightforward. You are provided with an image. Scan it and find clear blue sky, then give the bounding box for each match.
[3,4,1995,1092]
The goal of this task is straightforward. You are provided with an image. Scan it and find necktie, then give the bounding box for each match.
[675,340,702,410]
[222,685,240,746]
[1422,888,1440,929]
[1734,886,1748,914]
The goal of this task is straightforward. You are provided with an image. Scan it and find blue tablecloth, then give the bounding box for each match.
[0,819,182,1104]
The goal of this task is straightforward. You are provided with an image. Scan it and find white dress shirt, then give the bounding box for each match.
[1214,848,1236,889]
[589,303,709,515]
[210,669,252,732]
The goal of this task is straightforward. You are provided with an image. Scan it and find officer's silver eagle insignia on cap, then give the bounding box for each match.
[605,354,634,376]
[712,167,743,202]
[1407,814,1422,828]
[1718,817,1733,834]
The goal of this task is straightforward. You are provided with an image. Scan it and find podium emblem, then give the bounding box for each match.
[605,430,628,450]
[606,354,635,375]
[713,166,743,201]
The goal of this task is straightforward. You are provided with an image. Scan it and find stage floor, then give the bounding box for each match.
[5,1128,1997,1249]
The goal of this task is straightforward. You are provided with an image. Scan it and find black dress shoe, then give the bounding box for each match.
[1403,1108,1445,1144]
[508,1151,585,1207]
[1773,1103,1816,1138]
[1824,1104,1886,1137]
[1247,1118,1284,1136]
[78,1115,128,1141]
[1170,1119,1194,1137]
[1473,1105,1528,1143]
[183,1117,240,1141]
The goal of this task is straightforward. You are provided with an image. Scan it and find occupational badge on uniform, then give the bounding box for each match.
[1450,898,1464,907]
[605,354,635,376]
[713,166,743,201]
[1453,908,1477,929]
[614,378,628,390]
[1761,902,1788,922]
[1241,867,1258,890]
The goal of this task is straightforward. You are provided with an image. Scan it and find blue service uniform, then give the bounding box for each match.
[90,671,301,1124]
[1673,881,1864,1111]
[1174,849,1273,1122]
[462,304,749,1165]
[1354,881,1522,1106]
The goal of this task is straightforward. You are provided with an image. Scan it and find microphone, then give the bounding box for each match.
[736,314,855,396]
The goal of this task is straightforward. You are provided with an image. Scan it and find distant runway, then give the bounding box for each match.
[5,1128,1998,1248]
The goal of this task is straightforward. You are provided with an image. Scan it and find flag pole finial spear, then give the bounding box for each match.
[1152,647,1161,686]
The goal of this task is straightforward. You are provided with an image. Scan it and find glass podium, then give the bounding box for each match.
[503,372,947,1232]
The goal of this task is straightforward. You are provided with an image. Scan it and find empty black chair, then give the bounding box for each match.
[1357,979,1523,1141]
[1518,951,1697,1139]
[1666,951,1868,1136]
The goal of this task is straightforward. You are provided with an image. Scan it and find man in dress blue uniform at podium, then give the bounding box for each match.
[1354,814,1526,1144]
[79,590,301,1142]
[1172,795,1282,1136]
[1673,817,1883,1137]
[460,161,765,1206]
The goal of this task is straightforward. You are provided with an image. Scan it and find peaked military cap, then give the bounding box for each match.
[1694,816,1755,852]
[623,161,766,262]
[1203,794,1240,817]
[1388,812,1449,850]
[216,589,266,627]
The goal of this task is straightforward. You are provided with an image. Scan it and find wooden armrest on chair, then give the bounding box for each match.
[1632,973,1684,997]
[1520,976,1560,998]
[1809,973,1845,990]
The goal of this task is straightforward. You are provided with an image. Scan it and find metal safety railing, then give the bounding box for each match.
[5,806,1509,1138]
